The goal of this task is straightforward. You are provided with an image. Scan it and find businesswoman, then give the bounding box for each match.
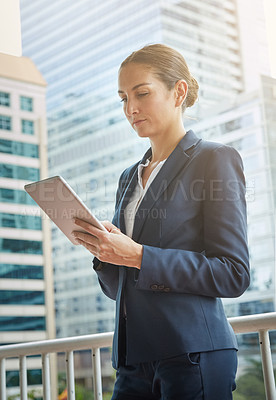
[73,44,250,399]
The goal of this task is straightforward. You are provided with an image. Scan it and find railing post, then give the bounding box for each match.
[20,355,28,400]
[259,330,276,400]
[66,351,75,400]
[0,358,6,400]
[92,347,103,400]
[42,353,51,400]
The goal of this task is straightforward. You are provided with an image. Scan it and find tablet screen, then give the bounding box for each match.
[24,175,106,245]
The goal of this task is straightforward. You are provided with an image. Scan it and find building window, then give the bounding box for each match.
[6,369,42,388]
[20,95,33,111]
[0,115,12,131]
[0,212,42,230]
[0,138,39,158]
[0,264,44,279]
[227,134,256,152]
[0,188,36,205]
[0,290,45,305]
[22,119,34,135]
[0,238,43,254]
[239,300,274,316]
[0,163,39,181]
[0,91,10,107]
[0,316,46,331]
[220,113,254,134]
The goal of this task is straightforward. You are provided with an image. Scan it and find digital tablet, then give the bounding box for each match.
[24,175,106,245]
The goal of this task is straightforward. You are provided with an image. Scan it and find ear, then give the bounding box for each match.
[174,80,188,108]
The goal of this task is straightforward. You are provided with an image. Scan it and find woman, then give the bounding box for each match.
[73,44,250,400]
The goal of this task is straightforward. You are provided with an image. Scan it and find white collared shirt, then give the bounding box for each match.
[124,158,167,238]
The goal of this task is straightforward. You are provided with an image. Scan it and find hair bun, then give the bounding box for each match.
[186,76,199,108]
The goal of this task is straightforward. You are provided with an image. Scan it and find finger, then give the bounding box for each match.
[73,218,104,237]
[72,231,98,245]
[76,238,97,254]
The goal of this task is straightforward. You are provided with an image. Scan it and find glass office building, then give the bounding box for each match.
[0,52,56,394]
[20,0,246,341]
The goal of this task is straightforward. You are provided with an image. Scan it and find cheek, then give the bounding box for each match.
[152,101,171,121]
[146,99,166,117]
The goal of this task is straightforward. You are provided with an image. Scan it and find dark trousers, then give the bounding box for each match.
[111,349,237,400]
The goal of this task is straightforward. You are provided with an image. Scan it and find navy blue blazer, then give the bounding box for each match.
[93,130,250,369]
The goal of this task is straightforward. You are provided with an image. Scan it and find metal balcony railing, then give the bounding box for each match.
[0,312,275,400]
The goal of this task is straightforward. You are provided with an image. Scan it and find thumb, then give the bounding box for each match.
[110,226,121,234]
[101,220,121,233]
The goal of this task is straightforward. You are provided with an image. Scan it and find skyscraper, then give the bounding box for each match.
[20,0,248,340]
[0,52,56,394]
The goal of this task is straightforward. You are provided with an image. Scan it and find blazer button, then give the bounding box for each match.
[164,287,171,292]
[158,285,165,290]
[150,284,158,290]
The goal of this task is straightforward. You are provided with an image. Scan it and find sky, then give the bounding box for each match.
[264,0,276,77]
[0,0,22,56]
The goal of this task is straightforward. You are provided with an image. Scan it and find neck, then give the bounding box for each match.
[149,125,187,164]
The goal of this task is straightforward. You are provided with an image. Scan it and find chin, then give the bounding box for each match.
[136,130,150,138]
[133,126,148,135]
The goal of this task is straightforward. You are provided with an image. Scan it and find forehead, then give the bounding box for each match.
[118,63,157,91]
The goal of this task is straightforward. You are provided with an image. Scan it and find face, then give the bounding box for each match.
[118,63,178,139]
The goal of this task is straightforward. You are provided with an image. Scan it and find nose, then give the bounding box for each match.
[125,98,138,117]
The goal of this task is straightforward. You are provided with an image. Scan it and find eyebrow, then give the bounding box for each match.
[118,82,152,94]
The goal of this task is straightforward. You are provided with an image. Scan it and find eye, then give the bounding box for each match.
[120,97,127,103]
[137,92,148,97]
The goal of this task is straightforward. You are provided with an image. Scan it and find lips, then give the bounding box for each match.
[133,119,146,127]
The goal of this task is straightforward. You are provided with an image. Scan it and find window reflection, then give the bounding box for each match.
[0,91,10,107]
[0,115,12,131]
[0,238,43,254]
[21,119,35,135]
[0,188,36,205]
[0,164,39,180]
[0,264,43,279]
[0,139,38,158]
[6,369,42,387]
[0,213,42,230]
[0,290,45,305]
[0,316,46,331]
[227,134,256,151]
[20,95,33,112]
[199,113,254,139]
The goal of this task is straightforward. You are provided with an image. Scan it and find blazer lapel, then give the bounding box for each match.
[132,130,201,242]
[118,147,152,234]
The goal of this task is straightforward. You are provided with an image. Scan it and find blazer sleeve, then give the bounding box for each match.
[91,169,128,300]
[135,145,250,298]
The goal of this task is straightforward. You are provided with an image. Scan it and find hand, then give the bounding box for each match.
[72,218,143,269]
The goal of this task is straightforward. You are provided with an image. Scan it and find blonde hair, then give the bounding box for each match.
[120,43,199,113]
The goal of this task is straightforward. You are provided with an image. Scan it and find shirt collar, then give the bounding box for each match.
[137,158,150,189]
[137,158,167,190]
